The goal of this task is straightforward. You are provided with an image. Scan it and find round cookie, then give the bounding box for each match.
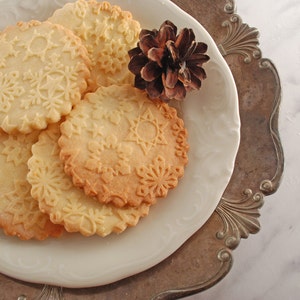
[0,20,90,134]
[58,84,189,208]
[0,130,64,240]
[27,123,150,237]
[48,0,140,90]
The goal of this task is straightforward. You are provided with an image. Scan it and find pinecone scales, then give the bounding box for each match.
[128,20,210,101]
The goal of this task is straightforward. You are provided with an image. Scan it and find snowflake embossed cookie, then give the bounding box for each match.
[27,123,150,237]
[58,84,189,208]
[48,0,141,90]
[0,129,64,240]
[0,1,212,241]
[0,20,90,134]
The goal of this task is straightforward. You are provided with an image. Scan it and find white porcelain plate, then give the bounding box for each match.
[0,0,240,288]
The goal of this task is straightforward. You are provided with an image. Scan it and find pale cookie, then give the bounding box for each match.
[27,123,150,237]
[0,130,64,240]
[58,84,189,208]
[0,20,90,134]
[48,0,140,90]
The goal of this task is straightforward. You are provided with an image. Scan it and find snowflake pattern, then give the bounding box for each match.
[61,34,84,59]
[73,0,89,19]
[117,18,139,44]
[74,20,93,42]
[29,160,73,207]
[156,100,178,120]
[19,29,58,62]
[170,118,189,160]
[1,131,38,166]
[0,71,25,113]
[61,111,89,137]
[86,134,132,183]
[0,20,90,134]
[61,195,107,235]
[92,16,114,42]
[87,123,104,139]
[0,34,19,68]
[97,39,129,73]
[22,55,79,113]
[62,196,88,217]
[127,108,168,155]
[136,156,183,199]
[89,90,134,125]
[48,0,140,89]
[3,180,46,230]
[27,123,149,237]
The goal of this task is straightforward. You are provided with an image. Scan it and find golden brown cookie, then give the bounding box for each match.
[58,84,189,208]
[48,0,140,90]
[0,130,64,240]
[27,123,150,237]
[0,20,90,134]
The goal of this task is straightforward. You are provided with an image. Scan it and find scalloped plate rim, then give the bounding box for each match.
[0,0,240,288]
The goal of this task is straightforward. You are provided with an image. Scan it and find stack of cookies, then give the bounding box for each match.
[0,0,189,240]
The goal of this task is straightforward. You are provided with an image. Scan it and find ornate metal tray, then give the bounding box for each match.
[0,0,283,298]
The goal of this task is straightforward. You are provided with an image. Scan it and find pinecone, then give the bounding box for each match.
[128,20,210,102]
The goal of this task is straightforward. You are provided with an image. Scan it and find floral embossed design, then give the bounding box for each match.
[1,131,37,166]
[127,108,168,155]
[60,34,85,59]
[62,111,89,137]
[156,100,178,120]
[86,134,132,183]
[118,18,139,44]
[59,196,107,235]
[19,29,58,62]
[92,16,114,42]
[3,180,30,203]
[0,20,90,134]
[87,123,104,139]
[0,34,19,68]
[170,118,189,160]
[39,72,66,101]
[74,21,93,42]
[97,39,129,73]
[29,160,73,207]
[0,71,25,113]
[28,123,149,237]
[89,91,133,125]
[3,180,47,230]
[48,0,140,89]
[136,155,183,198]
[22,55,79,114]
[175,131,189,160]
[73,0,89,19]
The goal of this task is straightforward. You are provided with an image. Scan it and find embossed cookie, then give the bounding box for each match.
[58,84,189,208]
[27,123,150,237]
[0,130,64,240]
[0,20,90,134]
[48,0,140,90]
